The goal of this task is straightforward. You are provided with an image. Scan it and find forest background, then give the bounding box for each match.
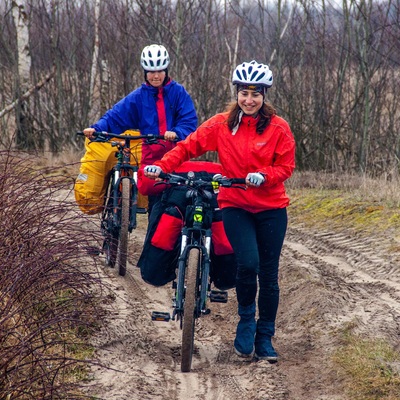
[1,0,400,177]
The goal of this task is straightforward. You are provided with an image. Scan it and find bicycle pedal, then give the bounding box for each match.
[151,311,171,322]
[209,290,228,303]
[136,207,148,214]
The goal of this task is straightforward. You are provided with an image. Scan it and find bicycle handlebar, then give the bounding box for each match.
[158,171,246,189]
[211,173,247,186]
[76,131,166,143]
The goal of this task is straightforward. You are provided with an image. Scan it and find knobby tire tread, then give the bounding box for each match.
[117,178,130,276]
[103,178,118,268]
[105,233,118,267]
[181,248,200,372]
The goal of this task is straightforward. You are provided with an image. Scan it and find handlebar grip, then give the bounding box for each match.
[230,178,247,184]
[76,131,84,136]
[159,171,169,179]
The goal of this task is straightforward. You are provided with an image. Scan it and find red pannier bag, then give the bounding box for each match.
[211,216,234,256]
[151,206,184,251]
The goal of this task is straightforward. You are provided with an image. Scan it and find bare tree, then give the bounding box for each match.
[88,0,101,121]
[12,0,35,149]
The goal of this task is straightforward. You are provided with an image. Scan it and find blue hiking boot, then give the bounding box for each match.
[234,302,256,358]
[254,320,278,363]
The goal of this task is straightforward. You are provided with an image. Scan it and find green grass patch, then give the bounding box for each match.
[333,326,400,400]
[287,188,400,236]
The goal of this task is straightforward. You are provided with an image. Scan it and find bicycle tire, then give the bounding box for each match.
[104,233,118,267]
[102,177,118,268]
[117,178,130,276]
[181,248,200,372]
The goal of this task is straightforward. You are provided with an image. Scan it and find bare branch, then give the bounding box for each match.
[0,66,56,118]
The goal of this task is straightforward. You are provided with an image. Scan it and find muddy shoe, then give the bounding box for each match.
[234,302,256,358]
[254,320,278,363]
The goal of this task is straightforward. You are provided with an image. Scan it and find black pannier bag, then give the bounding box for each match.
[210,209,236,290]
[137,162,237,289]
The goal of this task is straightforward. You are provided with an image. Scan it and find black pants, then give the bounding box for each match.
[222,207,287,322]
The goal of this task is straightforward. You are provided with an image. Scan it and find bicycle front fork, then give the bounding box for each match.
[172,229,212,321]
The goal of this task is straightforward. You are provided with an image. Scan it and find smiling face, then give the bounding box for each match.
[146,70,166,88]
[237,89,264,116]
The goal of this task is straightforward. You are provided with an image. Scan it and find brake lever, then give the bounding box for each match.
[233,185,247,190]
[144,137,161,145]
[154,182,167,187]
[90,132,109,143]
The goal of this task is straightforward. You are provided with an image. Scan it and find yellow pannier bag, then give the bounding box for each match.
[74,130,148,215]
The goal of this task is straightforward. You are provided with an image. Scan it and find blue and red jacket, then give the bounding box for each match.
[91,80,198,165]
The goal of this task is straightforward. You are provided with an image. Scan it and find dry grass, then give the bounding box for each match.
[287,170,400,207]
[286,171,400,241]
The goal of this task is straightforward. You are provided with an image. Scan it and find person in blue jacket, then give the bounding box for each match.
[83,44,198,213]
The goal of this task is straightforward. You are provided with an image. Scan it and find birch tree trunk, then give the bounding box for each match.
[12,0,34,149]
[100,60,110,115]
[89,0,101,121]
[197,0,212,117]
[173,0,183,83]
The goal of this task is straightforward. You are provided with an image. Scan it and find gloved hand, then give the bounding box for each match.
[144,165,162,177]
[246,172,265,187]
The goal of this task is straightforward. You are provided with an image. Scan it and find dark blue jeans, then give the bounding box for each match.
[222,207,287,322]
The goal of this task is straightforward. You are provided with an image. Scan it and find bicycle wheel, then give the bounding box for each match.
[181,248,200,372]
[117,178,130,276]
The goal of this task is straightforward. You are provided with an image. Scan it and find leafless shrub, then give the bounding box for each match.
[0,150,107,399]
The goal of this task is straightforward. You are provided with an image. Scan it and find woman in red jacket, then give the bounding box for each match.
[145,60,295,363]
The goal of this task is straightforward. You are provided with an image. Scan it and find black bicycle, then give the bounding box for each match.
[77,131,165,276]
[151,171,246,372]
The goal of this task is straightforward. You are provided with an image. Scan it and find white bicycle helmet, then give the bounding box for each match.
[232,60,273,88]
[140,44,170,71]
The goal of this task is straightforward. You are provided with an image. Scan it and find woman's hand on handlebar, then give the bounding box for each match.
[144,165,163,179]
[164,131,178,141]
[83,128,95,140]
[246,172,265,187]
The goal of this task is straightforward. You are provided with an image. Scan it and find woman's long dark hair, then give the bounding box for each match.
[226,101,276,134]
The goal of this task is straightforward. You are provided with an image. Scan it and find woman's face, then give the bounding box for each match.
[237,89,264,116]
[146,70,166,88]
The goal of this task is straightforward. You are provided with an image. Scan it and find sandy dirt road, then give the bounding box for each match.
[83,213,400,400]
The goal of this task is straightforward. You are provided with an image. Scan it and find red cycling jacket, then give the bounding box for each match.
[154,112,296,213]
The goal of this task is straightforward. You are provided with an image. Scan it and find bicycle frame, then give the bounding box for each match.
[77,131,165,276]
[174,201,213,323]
